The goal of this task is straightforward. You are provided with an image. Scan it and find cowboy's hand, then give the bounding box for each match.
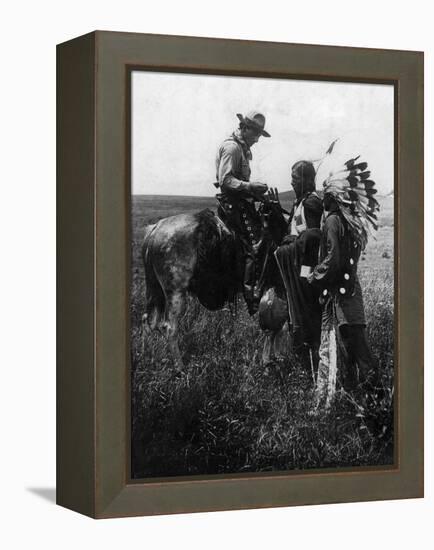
[249,182,268,194]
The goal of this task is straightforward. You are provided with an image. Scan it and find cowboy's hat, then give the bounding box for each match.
[236,111,270,137]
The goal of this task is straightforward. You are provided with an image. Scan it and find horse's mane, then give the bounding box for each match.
[190,204,288,311]
[190,209,238,310]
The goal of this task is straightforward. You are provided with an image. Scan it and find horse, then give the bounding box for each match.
[141,196,288,365]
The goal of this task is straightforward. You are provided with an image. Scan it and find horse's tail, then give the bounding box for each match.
[142,224,165,330]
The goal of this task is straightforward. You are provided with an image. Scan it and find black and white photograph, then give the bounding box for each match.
[4,0,430,539]
[130,70,395,479]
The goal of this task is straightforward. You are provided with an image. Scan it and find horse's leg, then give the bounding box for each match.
[310,344,320,384]
[262,331,273,364]
[259,288,288,365]
[141,259,166,357]
[262,327,288,364]
[163,289,187,367]
[272,325,287,360]
[142,293,165,334]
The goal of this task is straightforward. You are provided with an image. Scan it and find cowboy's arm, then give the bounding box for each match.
[218,142,252,195]
[309,216,341,286]
[218,143,267,198]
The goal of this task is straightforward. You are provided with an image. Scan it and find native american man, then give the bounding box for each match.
[308,156,380,408]
[274,161,323,354]
[265,160,323,378]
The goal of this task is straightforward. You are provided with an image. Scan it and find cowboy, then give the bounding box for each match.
[308,166,379,408]
[215,111,270,314]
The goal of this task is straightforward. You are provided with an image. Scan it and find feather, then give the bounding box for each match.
[356,195,369,205]
[353,184,369,191]
[352,161,368,171]
[324,178,351,190]
[366,217,379,231]
[363,180,376,189]
[353,186,378,196]
[348,176,361,187]
[368,198,379,210]
[328,168,352,180]
[345,155,360,169]
[359,171,371,180]
[325,139,339,155]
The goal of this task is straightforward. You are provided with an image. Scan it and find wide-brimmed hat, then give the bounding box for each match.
[236,111,270,137]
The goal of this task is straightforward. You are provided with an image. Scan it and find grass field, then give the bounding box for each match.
[131,194,394,478]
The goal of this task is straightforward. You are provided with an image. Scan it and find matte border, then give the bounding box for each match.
[58,30,423,518]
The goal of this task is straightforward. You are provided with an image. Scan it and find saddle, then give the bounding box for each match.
[215,194,286,314]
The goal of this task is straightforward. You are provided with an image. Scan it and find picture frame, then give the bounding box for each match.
[57,30,423,518]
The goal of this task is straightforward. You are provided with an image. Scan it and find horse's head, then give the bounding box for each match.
[257,188,288,247]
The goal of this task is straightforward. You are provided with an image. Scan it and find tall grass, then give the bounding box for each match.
[131,195,394,478]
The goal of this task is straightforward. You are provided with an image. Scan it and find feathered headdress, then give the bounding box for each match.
[315,140,380,250]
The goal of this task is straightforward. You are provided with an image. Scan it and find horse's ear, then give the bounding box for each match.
[274,188,280,204]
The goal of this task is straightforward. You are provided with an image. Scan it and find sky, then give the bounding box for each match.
[132,71,394,196]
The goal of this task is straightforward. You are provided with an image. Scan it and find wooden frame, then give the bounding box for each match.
[57,30,423,518]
